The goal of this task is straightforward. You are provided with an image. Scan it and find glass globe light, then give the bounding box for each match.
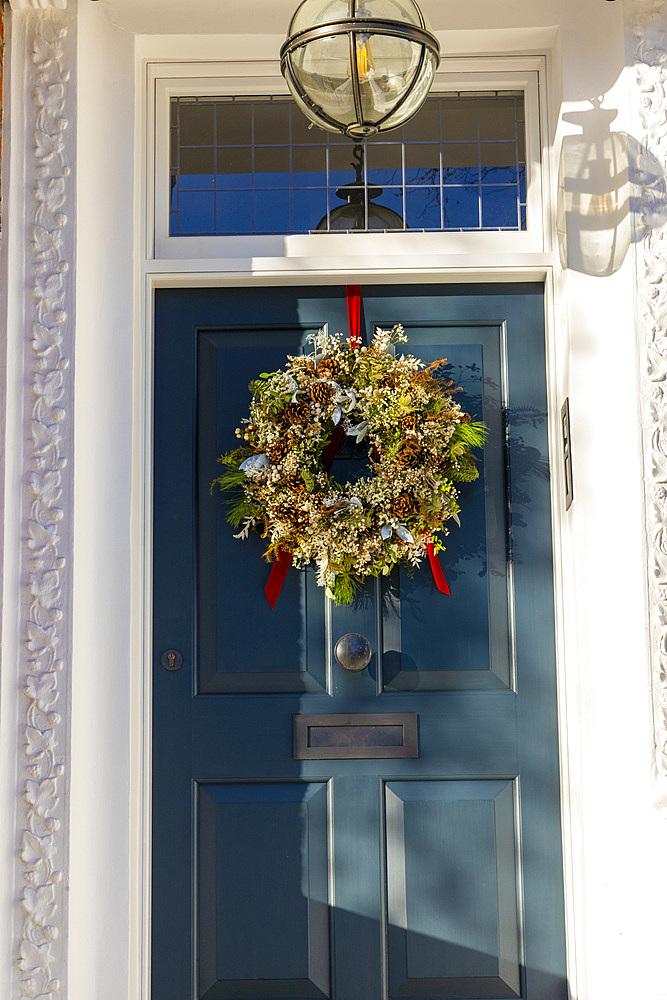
[280,0,440,139]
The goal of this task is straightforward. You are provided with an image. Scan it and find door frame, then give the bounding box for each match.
[138,263,578,1000]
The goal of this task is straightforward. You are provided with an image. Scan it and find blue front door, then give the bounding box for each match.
[152,284,567,1000]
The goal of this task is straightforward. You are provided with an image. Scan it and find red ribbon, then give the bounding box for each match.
[265,286,363,607]
[265,548,293,609]
[346,285,362,348]
[320,425,345,473]
[427,540,451,596]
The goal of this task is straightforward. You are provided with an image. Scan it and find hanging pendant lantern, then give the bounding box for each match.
[315,144,405,230]
[280,0,440,139]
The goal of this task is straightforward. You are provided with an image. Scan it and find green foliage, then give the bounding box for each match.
[448,455,479,483]
[210,447,253,495]
[210,447,259,529]
[450,419,487,448]
[329,574,362,606]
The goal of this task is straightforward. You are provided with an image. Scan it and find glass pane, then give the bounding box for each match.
[293,188,328,231]
[477,97,519,140]
[441,99,479,141]
[292,145,326,184]
[481,185,518,227]
[216,147,252,189]
[292,36,357,125]
[480,140,517,172]
[443,187,480,229]
[254,146,290,187]
[169,92,527,236]
[357,36,420,125]
[375,186,404,222]
[178,191,215,233]
[216,190,252,233]
[216,103,252,146]
[178,102,215,146]
[254,190,290,232]
[405,186,441,229]
[405,143,439,185]
[404,99,440,141]
[365,143,402,184]
[179,146,214,181]
[254,103,290,144]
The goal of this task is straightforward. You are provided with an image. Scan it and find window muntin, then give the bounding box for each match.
[168,92,527,236]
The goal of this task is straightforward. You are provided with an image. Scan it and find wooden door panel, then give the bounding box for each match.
[385,780,520,999]
[197,326,327,694]
[380,324,510,693]
[197,782,330,1000]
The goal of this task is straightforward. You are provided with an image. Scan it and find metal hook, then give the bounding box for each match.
[351,143,365,184]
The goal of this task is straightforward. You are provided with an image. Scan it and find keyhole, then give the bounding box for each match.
[160,649,183,671]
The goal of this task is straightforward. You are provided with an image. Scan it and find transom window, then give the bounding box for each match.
[169,92,526,236]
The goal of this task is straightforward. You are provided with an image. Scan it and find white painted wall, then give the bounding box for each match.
[2,0,666,998]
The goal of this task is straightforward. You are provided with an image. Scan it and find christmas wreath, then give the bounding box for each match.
[212,324,485,606]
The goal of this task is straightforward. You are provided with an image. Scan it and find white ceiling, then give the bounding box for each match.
[95,0,455,36]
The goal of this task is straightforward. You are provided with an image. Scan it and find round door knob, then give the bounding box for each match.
[334,633,372,672]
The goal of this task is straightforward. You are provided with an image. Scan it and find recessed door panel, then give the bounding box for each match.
[378,323,510,692]
[385,780,520,998]
[197,327,327,694]
[198,782,330,999]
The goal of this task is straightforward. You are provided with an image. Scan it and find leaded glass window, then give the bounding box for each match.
[169,92,526,236]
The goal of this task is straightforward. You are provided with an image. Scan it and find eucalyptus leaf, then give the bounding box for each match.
[395,524,414,544]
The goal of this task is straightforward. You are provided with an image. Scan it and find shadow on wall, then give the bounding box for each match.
[557,98,667,276]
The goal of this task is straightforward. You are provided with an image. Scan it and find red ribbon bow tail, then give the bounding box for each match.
[427,541,451,596]
[346,285,362,349]
[321,424,345,473]
[265,549,293,609]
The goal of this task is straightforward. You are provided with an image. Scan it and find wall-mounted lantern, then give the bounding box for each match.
[280,0,440,139]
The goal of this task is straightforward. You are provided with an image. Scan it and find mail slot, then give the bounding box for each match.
[293,713,419,760]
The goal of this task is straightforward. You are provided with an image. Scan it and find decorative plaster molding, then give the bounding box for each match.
[9,1,68,11]
[634,0,667,791]
[15,7,75,999]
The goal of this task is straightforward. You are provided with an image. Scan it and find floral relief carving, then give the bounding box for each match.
[17,7,74,998]
[634,0,667,787]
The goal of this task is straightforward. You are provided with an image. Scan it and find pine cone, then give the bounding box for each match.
[268,439,291,464]
[392,492,416,517]
[400,412,420,434]
[282,474,308,495]
[281,399,311,427]
[275,502,309,529]
[291,357,317,377]
[316,358,341,380]
[377,374,396,389]
[395,439,423,468]
[460,412,471,424]
[310,381,335,405]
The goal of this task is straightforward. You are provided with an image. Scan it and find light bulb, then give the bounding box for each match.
[355,34,375,81]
